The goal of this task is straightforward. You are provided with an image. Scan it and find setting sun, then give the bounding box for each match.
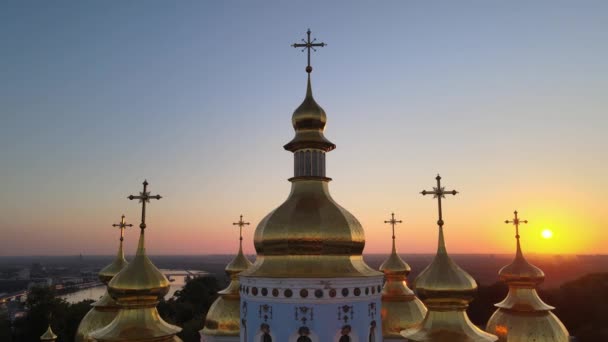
[542,229,554,239]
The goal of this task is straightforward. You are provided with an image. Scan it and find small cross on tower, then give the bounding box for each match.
[112,214,133,241]
[127,180,162,230]
[505,210,528,239]
[233,214,250,242]
[292,29,326,73]
[421,174,459,228]
[384,212,403,241]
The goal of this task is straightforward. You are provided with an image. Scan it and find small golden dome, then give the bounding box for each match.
[413,227,477,305]
[90,228,181,342]
[98,239,128,284]
[107,231,170,304]
[40,325,57,341]
[486,227,569,341]
[76,234,128,342]
[202,237,252,338]
[498,239,544,285]
[403,226,497,342]
[380,230,427,339]
[292,75,326,130]
[284,75,335,152]
[379,245,411,276]
[225,244,253,276]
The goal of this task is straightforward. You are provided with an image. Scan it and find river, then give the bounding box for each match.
[61,269,205,304]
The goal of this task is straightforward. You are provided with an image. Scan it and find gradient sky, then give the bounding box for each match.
[1,1,606,256]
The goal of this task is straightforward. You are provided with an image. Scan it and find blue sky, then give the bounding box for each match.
[0,1,606,255]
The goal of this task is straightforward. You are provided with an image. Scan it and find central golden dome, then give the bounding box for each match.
[241,74,379,279]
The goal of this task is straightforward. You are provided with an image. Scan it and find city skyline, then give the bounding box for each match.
[1,1,606,256]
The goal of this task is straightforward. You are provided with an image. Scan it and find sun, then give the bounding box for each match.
[541,229,553,239]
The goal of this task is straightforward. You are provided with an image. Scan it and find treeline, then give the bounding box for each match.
[2,273,607,341]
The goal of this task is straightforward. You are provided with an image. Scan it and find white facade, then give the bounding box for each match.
[240,276,383,342]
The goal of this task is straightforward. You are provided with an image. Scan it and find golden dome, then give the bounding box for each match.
[98,238,128,284]
[40,325,57,341]
[486,311,569,342]
[225,243,253,276]
[107,231,170,302]
[413,227,477,306]
[76,232,129,342]
[403,226,497,342]
[380,228,427,339]
[283,75,335,152]
[486,224,569,341]
[240,180,381,278]
[90,228,181,342]
[498,239,544,286]
[379,245,411,275]
[202,234,252,337]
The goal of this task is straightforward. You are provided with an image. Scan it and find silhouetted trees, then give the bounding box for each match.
[158,275,221,342]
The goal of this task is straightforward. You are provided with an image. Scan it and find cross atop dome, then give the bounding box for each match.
[233,214,250,242]
[127,180,162,230]
[384,212,403,241]
[292,29,326,73]
[505,210,528,239]
[421,174,458,228]
[112,214,133,242]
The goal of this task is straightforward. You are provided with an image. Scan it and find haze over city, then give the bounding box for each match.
[1,1,606,256]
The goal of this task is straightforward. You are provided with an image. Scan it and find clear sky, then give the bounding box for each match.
[1,1,606,256]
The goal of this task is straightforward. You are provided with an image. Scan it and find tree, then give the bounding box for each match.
[158,275,220,342]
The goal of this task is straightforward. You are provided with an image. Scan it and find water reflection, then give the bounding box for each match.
[61,269,204,304]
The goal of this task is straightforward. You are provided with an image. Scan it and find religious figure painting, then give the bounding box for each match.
[297,326,312,342]
[259,323,272,342]
[368,320,376,342]
[339,325,352,342]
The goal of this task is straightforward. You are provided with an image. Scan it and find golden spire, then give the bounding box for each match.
[241,32,380,278]
[90,180,181,342]
[402,175,497,342]
[379,212,427,340]
[76,215,132,342]
[40,325,57,342]
[201,214,253,338]
[284,29,335,153]
[486,211,569,341]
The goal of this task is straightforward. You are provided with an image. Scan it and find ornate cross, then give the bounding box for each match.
[127,180,162,230]
[384,212,403,241]
[292,29,326,73]
[233,214,250,242]
[421,174,458,228]
[505,210,528,239]
[112,214,133,241]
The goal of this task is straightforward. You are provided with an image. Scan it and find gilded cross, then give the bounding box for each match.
[112,214,133,241]
[505,210,528,239]
[421,174,458,228]
[233,214,250,242]
[292,29,326,73]
[384,212,403,241]
[127,180,162,230]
